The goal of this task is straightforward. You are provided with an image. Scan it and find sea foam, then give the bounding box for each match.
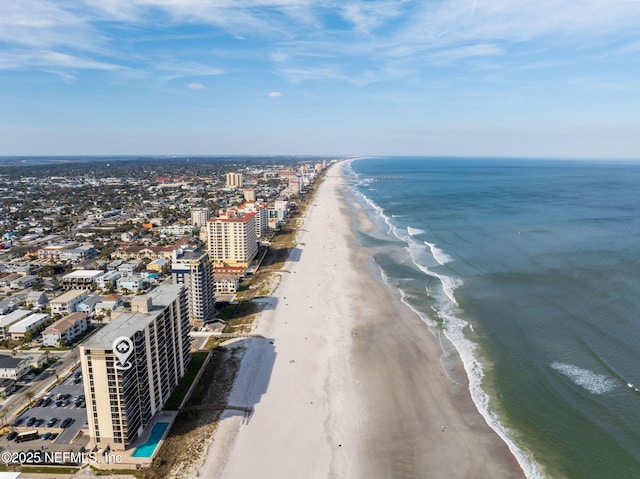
[550,362,617,395]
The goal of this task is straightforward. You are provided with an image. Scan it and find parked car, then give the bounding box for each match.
[26,417,36,427]
[35,398,44,407]
[47,417,58,427]
[60,418,73,428]
[42,398,52,407]
[6,431,17,441]
[33,419,43,427]
[12,417,24,427]
[40,432,52,440]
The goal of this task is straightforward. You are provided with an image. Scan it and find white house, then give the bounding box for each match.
[0,356,30,380]
[95,270,121,290]
[25,291,49,308]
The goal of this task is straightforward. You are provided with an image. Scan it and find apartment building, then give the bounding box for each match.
[9,313,50,340]
[60,270,105,290]
[225,172,244,189]
[171,247,215,327]
[50,290,89,316]
[42,312,89,347]
[191,207,210,227]
[0,309,32,341]
[206,212,258,269]
[79,285,190,451]
[239,201,269,240]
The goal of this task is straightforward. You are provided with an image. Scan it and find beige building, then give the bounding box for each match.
[243,188,256,202]
[206,212,258,268]
[225,172,244,189]
[50,290,89,316]
[80,285,190,451]
[42,312,89,347]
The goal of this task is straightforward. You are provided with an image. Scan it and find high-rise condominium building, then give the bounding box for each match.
[225,172,244,189]
[206,212,257,268]
[191,207,210,227]
[80,285,190,451]
[243,188,256,202]
[171,247,215,327]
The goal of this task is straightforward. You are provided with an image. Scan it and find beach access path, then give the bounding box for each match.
[198,162,525,479]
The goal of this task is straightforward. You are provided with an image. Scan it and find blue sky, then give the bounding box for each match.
[1,0,640,158]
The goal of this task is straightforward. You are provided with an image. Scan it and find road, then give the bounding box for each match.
[1,349,78,427]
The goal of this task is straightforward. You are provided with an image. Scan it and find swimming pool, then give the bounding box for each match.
[132,422,170,458]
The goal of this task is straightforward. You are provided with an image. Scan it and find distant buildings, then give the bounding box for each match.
[225,172,244,189]
[191,207,210,227]
[239,201,269,241]
[171,247,215,327]
[80,285,191,451]
[243,188,256,202]
[206,211,258,269]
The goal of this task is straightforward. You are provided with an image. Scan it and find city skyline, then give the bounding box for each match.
[2,1,640,159]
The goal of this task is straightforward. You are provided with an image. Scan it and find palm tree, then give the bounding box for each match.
[25,391,35,408]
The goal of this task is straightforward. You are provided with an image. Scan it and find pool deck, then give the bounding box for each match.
[88,410,178,470]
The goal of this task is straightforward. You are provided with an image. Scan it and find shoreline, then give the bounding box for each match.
[197,161,525,478]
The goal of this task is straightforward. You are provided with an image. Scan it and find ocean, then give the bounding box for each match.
[347,157,640,479]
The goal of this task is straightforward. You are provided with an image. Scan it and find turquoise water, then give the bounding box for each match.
[132,422,170,458]
[348,157,640,479]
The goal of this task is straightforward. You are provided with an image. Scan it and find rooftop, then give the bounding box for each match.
[83,284,183,350]
[62,270,104,279]
[43,312,88,334]
[0,309,32,328]
[51,289,87,303]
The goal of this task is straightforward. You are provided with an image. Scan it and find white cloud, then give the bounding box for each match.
[268,91,282,97]
[2,0,640,83]
[188,82,206,90]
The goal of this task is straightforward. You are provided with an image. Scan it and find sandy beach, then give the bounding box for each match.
[198,161,525,479]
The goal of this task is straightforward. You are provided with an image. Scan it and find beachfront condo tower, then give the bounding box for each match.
[80,284,191,451]
[205,211,258,269]
[171,247,216,327]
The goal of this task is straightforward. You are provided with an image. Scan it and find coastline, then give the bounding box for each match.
[197,161,525,478]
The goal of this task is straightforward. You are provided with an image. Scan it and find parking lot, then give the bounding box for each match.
[4,366,90,451]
